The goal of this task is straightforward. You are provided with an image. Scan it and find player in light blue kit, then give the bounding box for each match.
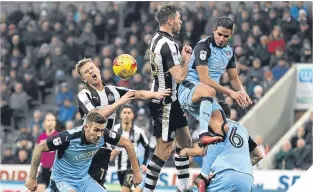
[25,110,142,192]
[179,101,263,192]
[177,16,252,186]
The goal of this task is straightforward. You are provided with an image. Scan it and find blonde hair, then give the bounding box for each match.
[75,58,93,77]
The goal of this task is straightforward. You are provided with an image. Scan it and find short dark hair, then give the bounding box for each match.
[157,4,182,25]
[86,111,106,125]
[215,16,234,31]
[218,101,231,118]
[121,104,134,113]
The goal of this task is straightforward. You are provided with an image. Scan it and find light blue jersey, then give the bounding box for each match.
[185,35,235,84]
[210,119,253,176]
[46,126,121,191]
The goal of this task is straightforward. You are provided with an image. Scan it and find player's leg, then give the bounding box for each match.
[36,166,49,192]
[174,127,192,191]
[84,175,107,192]
[144,102,174,192]
[50,180,77,192]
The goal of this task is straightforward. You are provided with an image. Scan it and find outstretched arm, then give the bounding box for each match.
[25,141,50,191]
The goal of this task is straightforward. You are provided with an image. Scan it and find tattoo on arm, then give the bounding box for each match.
[29,146,42,179]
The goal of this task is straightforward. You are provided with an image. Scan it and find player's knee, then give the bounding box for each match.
[198,84,216,97]
[156,142,172,160]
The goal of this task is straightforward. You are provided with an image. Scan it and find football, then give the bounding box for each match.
[112,54,137,80]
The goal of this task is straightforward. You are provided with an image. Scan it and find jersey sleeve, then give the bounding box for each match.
[77,89,95,117]
[46,131,70,151]
[115,86,132,97]
[103,129,121,146]
[248,136,257,152]
[194,41,211,66]
[160,43,180,69]
[226,48,236,69]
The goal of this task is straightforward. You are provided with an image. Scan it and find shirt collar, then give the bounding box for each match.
[157,29,174,41]
[81,127,89,145]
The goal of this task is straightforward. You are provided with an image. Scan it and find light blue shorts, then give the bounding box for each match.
[178,80,222,121]
[207,169,253,192]
[51,175,106,192]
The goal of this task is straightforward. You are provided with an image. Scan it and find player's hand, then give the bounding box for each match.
[238,91,253,105]
[25,178,38,191]
[181,45,192,63]
[179,148,189,156]
[154,88,171,99]
[140,164,147,174]
[229,91,246,107]
[118,91,135,105]
[133,171,143,187]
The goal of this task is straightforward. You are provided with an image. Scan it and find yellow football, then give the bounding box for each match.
[112,54,137,80]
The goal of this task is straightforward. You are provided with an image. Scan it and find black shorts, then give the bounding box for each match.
[117,170,133,188]
[149,99,187,142]
[89,146,111,185]
[37,166,51,186]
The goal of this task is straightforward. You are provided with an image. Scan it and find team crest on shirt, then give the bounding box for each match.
[200,50,207,61]
[226,51,232,59]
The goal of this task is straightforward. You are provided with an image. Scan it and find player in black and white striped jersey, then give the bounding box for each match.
[144,4,193,192]
[75,58,170,188]
[110,105,150,192]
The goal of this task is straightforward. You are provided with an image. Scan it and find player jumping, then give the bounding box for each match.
[177,16,253,187]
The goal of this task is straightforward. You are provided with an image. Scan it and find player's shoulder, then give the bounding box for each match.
[77,88,91,96]
[113,123,121,130]
[227,119,248,132]
[64,125,84,140]
[133,125,144,132]
[195,37,211,51]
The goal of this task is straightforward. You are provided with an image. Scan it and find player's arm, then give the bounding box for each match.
[179,145,208,157]
[161,43,192,84]
[248,136,263,165]
[25,131,70,190]
[226,57,253,105]
[195,42,233,95]
[77,90,134,119]
[110,149,120,161]
[115,86,171,101]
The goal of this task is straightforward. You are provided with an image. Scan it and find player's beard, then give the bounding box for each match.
[172,27,180,35]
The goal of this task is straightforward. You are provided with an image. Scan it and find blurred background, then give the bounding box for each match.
[0,1,312,192]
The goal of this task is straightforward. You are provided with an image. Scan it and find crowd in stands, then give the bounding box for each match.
[1,2,312,168]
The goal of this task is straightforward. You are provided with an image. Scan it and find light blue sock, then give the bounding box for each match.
[199,97,213,135]
[200,142,225,177]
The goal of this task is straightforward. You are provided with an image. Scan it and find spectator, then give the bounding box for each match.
[58,99,76,123]
[286,35,302,63]
[301,40,312,63]
[272,59,289,81]
[56,82,74,106]
[275,140,294,170]
[281,10,299,42]
[1,147,14,164]
[268,26,286,53]
[1,96,13,127]
[291,126,306,148]
[252,85,264,104]
[290,2,309,21]
[254,35,271,66]
[13,149,31,164]
[249,58,264,81]
[292,138,312,170]
[17,58,36,80]
[269,47,286,69]
[15,127,34,158]
[262,71,276,92]
[9,82,30,127]
[304,112,313,135]
[65,120,74,130]
[29,109,43,133]
[297,21,311,44]
[22,73,40,107]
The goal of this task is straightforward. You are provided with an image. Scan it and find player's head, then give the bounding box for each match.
[43,112,56,131]
[213,16,233,47]
[218,101,231,118]
[120,104,135,124]
[157,4,182,35]
[84,110,106,144]
[76,58,101,86]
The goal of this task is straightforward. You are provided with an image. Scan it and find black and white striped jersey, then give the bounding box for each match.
[112,123,150,172]
[148,29,182,104]
[77,82,130,130]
